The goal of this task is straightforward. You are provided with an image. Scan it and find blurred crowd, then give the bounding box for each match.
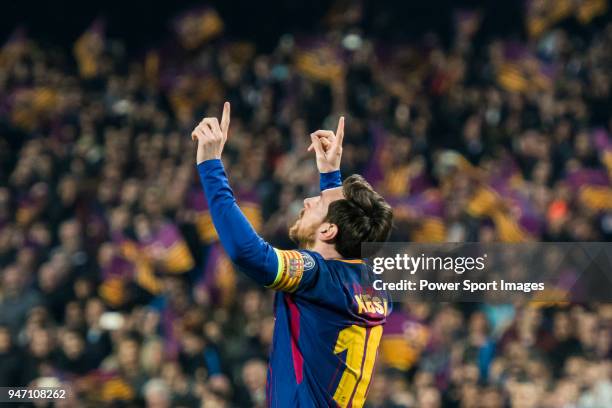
[0,1,611,407]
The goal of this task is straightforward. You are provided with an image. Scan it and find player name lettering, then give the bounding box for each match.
[353,294,389,316]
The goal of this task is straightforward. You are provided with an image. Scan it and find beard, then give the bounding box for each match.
[289,211,316,249]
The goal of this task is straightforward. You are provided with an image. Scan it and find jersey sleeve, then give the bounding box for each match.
[265,249,320,293]
[197,160,327,293]
[197,159,279,286]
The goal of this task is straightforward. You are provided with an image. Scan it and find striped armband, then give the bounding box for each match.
[266,249,306,292]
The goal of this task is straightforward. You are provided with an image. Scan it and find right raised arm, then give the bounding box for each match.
[194,103,312,293]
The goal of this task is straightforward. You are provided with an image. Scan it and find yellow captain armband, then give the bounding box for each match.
[266,249,308,292]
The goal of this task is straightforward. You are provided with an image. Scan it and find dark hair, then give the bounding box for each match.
[325,175,393,258]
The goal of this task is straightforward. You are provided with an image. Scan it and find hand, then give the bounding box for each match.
[192,102,231,164]
[308,116,344,173]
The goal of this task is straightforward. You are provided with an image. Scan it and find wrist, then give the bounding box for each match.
[197,158,223,170]
[197,150,222,164]
[197,156,220,165]
[320,169,342,191]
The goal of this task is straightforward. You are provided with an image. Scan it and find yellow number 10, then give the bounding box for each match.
[333,325,383,408]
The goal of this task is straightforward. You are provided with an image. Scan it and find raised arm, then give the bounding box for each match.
[193,102,279,285]
[309,116,345,195]
[193,105,347,290]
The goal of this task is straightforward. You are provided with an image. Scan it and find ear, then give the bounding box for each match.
[318,222,338,241]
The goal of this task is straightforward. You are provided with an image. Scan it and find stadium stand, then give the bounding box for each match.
[0,1,610,406]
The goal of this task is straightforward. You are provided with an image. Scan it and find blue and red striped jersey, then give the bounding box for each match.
[197,159,390,407]
[266,249,389,407]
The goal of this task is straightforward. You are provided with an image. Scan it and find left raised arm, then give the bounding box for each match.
[193,103,279,286]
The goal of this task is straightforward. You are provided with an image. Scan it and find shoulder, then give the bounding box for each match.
[313,255,369,284]
[297,250,319,272]
[298,251,366,272]
[266,249,320,292]
[273,249,319,273]
[323,257,367,272]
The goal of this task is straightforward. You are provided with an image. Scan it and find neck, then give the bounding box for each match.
[310,241,343,260]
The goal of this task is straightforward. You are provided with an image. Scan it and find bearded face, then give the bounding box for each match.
[289,209,315,248]
[289,196,327,249]
[289,188,345,249]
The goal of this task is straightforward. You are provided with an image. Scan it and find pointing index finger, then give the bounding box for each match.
[335,116,345,147]
[221,102,231,138]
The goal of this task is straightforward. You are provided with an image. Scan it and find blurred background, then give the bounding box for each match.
[0,0,611,407]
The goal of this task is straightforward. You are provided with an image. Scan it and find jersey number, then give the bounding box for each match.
[332,325,383,408]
